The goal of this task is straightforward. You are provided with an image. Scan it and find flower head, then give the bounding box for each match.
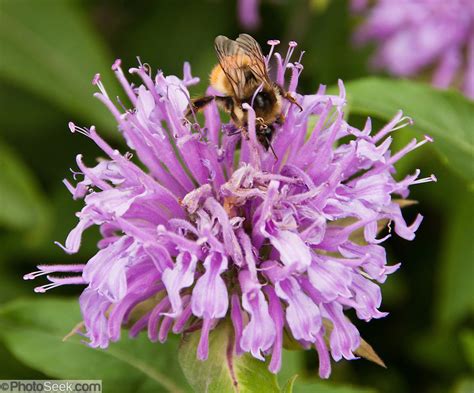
[25,40,434,378]
[354,0,474,99]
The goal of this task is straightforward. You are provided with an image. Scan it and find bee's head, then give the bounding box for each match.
[256,122,275,150]
[251,87,282,122]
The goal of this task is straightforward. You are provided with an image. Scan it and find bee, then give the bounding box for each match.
[186,34,302,154]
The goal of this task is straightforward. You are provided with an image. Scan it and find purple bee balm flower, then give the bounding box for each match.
[354,0,474,99]
[25,42,435,378]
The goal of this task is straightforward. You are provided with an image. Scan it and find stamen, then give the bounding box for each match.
[292,51,306,79]
[372,111,413,143]
[136,56,151,76]
[91,73,110,99]
[297,50,305,65]
[116,96,128,112]
[283,41,298,70]
[388,135,433,165]
[23,264,85,280]
[68,168,83,181]
[414,134,434,149]
[266,39,280,66]
[33,275,86,293]
[293,62,304,71]
[412,174,437,185]
[23,270,49,280]
[391,116,413,132]
[91,73,100,85]
[34,283,61,293]
[111,59,121,71]
[68,122,91,138]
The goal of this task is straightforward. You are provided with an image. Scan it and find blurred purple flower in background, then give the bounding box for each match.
[354,0,474,99]
[25,41,435,378]
[238,0,260,30]
[350,0,368,13]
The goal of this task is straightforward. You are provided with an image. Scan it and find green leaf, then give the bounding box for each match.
[302,0,369,86]
[0,141,51,242]
[342,78,474,182]
[310,0,330,13]
[291,381,376,393]
[282,375,298,393]
[278,349,376,393]
[278,350,305,388]
[122,0,232,91]
[460,330,474,369]
[0,298,190,393]
[178,322,280,393]
[0,0,119,135]
[0,341,47,379]
[411,330,464,374]
[437,191,474,327]
[453,378,474,393]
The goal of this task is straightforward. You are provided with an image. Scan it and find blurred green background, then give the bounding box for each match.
[0,1,472,392]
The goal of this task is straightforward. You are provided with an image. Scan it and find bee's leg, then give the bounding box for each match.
[258,124,278,160]
[215,96,234,113]
[185,95,215,118]
[275,84,303,112]
[240,127,249,140]
[283,91,303,112]
[256,117,266,127]
[226,128,242,136]
[275,113,285,125]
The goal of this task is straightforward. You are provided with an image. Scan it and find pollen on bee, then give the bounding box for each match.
[210,64,232,95]
[209,54,252,96]
[209,64,222,87]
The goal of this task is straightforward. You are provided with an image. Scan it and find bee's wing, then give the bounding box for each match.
[214,35,248,98]
[235,34,272,86]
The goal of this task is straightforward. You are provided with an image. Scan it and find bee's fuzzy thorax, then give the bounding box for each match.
[210,64,233,96]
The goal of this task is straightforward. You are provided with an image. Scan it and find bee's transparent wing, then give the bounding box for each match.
[214,35,248,98]
[236,34,272,86]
